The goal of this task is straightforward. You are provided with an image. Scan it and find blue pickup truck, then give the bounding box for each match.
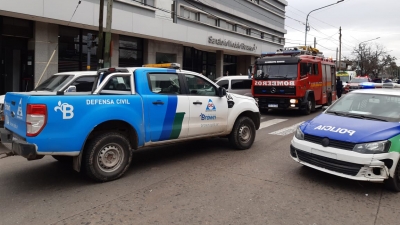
[1,66,260,182]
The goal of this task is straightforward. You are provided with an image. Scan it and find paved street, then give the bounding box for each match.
[1,109,399,225]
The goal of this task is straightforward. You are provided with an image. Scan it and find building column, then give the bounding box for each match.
[216,50,224,78]
[237,55,255,75]
[32,22,58,87]
[111,33,119,67]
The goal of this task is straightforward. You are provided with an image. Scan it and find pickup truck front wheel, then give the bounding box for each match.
[229,117,256,150]
[84,132,132,182]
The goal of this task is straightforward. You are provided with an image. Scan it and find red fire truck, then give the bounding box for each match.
[252,47,337,114]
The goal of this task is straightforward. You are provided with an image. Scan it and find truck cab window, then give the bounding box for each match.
[103,76,131,91]
[148,73,181,95]
[70,76,96,92]
[185,75,217,96]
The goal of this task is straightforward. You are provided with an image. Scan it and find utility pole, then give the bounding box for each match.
[97,0,105,69]
[336,48,338,68]
[314,37,316,48]
[338,26,342,71]
[104,0,114,68]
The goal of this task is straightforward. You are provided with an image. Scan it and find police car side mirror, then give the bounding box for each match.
[65,85,77,92]
[218,87,226,97]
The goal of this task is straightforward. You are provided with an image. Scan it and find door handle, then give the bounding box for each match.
[193,101,202,105]
[152,101,164,105]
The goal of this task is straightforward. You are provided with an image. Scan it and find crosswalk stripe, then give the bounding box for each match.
[259,119,288,130]
[269,121,305,136]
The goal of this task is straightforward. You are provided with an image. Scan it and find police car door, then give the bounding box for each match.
[183,73,228,137]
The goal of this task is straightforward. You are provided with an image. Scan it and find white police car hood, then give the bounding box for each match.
[301,114,400,143]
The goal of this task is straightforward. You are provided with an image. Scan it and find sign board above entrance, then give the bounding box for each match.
[208,36,257,52]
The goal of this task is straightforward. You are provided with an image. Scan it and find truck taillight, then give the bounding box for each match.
[26,104,47,137]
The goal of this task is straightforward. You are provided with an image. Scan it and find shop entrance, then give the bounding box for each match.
[0,16,34,95]
[0,37,33,95]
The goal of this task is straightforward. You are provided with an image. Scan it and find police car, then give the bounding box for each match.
[290,88,400,191]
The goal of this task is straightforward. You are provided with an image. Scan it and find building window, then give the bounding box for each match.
[119,35,143,67]
[261,33,265,39]
[58,26,100,72]
[246,29,251,35]
[181,8,199,21]
[236,25,246,34]
[223,54,237,75]
[156,53,176,64]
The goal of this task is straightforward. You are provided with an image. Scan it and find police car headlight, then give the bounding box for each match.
[294,126,304,140]
[353,140,391,154]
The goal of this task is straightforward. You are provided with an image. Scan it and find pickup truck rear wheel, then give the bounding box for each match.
[229,116,256,150]
[84,132,132,182]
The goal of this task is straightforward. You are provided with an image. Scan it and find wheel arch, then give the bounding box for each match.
[72,120,138,172]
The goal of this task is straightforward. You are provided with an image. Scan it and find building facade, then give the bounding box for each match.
[0,0,287,95]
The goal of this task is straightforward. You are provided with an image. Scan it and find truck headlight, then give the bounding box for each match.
[294,126,304,140]
[353,140,391,154]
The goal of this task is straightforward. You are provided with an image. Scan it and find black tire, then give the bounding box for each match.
[83,132,133,182]
[228,117,256,150]
[52,155,73,163]
[326,94,332,106]
[301,97,312,115]
[384,160,400,192]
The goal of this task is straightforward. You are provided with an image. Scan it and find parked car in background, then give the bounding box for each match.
[215,75,253,97]
[345,76,372,92]
[0,71,96,142]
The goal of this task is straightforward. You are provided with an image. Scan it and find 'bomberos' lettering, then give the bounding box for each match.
[254,80,295,86]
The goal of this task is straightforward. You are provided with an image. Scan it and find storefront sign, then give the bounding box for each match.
[208,36,257,52]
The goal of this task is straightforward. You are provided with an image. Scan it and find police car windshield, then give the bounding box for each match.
[255,64,297,80]
[327,93,400,122]
[350,78,368,83]
[35,75,74,91]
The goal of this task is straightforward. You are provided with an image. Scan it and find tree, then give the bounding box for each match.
[352,43,396,78]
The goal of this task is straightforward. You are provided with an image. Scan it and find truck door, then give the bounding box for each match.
[139,71,189,142]
[182,73,228,137]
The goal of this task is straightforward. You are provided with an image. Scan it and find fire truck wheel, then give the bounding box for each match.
[326,94,332,106]
[301,97,315,115]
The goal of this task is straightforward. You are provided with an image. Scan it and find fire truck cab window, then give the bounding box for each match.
[300,63,310,77]
[313,64,319,75]
[256,64,297,80]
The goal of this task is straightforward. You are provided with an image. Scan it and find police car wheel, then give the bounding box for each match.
[384,160,400,192]
[229,116,256,150]
[83,132,132,182]
[52,155,73,163]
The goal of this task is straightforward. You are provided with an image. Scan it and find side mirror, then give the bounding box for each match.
[65,85,77,92]
[218,87,227,97]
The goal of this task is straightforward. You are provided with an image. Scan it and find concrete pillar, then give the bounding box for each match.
[237,55,255,75]
[144,39,183,66]
[32,22,58,87]
[216,50,224,78]
[111,33,119,67]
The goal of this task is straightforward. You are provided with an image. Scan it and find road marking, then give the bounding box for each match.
[259,119,288,130]
[261,116,266,120]
[269,121,305,136]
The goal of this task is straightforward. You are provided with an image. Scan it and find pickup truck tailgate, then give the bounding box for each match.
[3,93,29,138]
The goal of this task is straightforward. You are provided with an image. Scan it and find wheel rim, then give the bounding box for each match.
[308,100,312,110]
[97,144,125,173]
[239,125,252,143]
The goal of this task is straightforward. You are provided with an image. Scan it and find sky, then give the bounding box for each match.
[284,0,400,65]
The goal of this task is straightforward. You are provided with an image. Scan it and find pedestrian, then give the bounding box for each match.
[336,77,343,98]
